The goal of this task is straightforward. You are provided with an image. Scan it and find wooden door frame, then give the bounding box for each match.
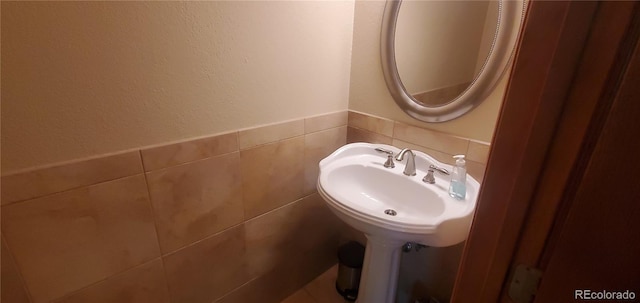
[451,1,640,302]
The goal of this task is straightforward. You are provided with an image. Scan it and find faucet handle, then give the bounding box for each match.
[429,165,449,175]
[375,148,393,155]
[423,165,450,184]
[375,148,395,168]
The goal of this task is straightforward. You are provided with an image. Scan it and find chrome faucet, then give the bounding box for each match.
[395,148,416,176]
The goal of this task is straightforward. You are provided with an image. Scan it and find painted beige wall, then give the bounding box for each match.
[349,0,508,143]
[1,1,354,173]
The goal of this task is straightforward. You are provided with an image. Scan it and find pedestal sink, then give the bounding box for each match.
[317,143,480,303]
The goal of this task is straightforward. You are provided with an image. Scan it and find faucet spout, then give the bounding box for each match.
[395,148,416,176]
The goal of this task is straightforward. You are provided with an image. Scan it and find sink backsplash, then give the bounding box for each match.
[347,110,489,182]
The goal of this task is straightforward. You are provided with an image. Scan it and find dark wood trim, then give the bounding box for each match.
[504,0,638,280]
[451,1,604,301]
[538,2,640,270]
[535,25,640,300]
[453,0,640,302]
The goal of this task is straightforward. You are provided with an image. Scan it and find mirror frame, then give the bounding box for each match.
[381,0,527,122]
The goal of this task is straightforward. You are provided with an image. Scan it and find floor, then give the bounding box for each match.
[280,264,351,303]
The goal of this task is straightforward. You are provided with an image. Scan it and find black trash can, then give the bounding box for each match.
[336,241,366,301]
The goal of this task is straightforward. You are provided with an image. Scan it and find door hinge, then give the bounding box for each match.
[508,264,543,303]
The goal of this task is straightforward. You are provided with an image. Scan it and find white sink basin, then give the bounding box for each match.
[328,164,446,219]
[317,143,480,302]
[318,142,479,246]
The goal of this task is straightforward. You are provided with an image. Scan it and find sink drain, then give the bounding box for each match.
[384,209,397,216]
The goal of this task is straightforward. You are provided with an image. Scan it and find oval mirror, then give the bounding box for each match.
[381,0,527,122]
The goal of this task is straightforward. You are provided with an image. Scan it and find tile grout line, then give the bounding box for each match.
[303,127,311,197]
[0,150,142,178]
[1,173,146,208]
[235,131,250,303]
[390,119,397,140]
[160,191,320,259]
[48,257,163,303]
[211,273,262,303]
[237,119,306,151]
[346,124,392,137]
[304,113,345,135]
[236,135,249,236]
[304,124,349,136]
[144,149,240,174]
[139,130,239,154]
[1,235,36,303]
[238,132,304,152]
[138,149,174,302]
[465,139,471,158]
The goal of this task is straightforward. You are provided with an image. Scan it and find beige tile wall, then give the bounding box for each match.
[1,109,487,303]
[0,111,348,303]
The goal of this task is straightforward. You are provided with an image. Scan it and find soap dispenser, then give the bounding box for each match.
[448,155,467,200]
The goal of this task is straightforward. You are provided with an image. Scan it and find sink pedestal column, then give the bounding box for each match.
[356,236,405,303]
